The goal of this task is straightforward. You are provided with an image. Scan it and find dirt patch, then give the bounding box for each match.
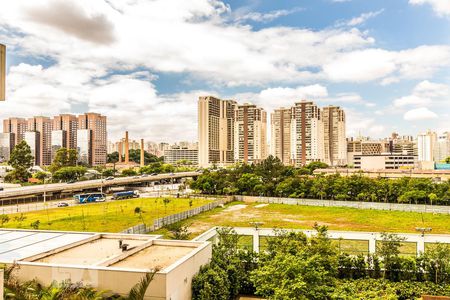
[224,204,247,212]
[255,204,268,208]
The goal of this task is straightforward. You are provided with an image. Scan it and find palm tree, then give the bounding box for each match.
[127,268,159,300]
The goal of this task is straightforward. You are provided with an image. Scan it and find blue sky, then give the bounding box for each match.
[0,0,449,142]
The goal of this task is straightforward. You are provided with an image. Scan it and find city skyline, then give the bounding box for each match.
[0,0,449,143]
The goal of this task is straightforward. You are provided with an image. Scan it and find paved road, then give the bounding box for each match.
[0,171,198,200]
[0,184,187,215]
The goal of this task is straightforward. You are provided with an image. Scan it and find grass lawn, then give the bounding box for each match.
[0,197,211,232]
[153,201,450,239]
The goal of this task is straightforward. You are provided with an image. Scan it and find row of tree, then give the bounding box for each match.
[190,156,450,205]
[192,227,450,300]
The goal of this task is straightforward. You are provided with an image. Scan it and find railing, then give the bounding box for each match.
[121,196,233,234]
[234,195,450,214]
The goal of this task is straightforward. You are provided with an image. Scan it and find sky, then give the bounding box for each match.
[0,0,449,143]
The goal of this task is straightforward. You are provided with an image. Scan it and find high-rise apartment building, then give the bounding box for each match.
[417,130,437,162]
[27,116,52,166]
[51,130,66,161]
[0,132,14,162]
[0,43,5,101]
[76,129,91,165]
[198,96,237,167]
[3,118,27,146]
[290,101,324,166]
[436,132,450,162]
[234,103,267,163]
[53,114,78,150]
[24,131,40,165]
[77,113,107,165]
[322,106,347,166]
[270,108,292,165]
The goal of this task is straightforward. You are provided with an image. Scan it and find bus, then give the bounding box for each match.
[74,193,106,204]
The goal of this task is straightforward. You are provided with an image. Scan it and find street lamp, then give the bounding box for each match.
[249,221,264,230]
[415,227,432,237]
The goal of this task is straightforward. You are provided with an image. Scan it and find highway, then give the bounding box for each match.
[0,171,199,201]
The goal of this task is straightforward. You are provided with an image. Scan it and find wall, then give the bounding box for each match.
[236,195,450,214]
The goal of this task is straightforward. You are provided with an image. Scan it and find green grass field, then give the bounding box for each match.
[154,201,450,239]
[0,197,211,232]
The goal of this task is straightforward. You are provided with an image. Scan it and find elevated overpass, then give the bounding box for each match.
[0,171,200,204]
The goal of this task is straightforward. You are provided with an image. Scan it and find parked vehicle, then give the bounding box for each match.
[112,190,139,200]
[150,173,158,176]
[105,176,115,181]
[57,202,69,207]
[74,193,106,204]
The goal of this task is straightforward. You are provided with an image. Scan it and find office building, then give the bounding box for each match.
[322,106,347,166]
[52,114,78,150]
[234,103,267,163]
[198,96,237,167]
[3,118,27,146]
[0,43,5,101]
[389,134,417,156]
[27,116,52,166]
[353,154,417,170]
[164,144,199,165]
[0,132,14,162]
[51,130,66,161]
[347,137,391,166]
[78,113,107,165]
[270,108,292,165]
[290,101,324,166]
[24,131,40,165]
[76,129,91,165]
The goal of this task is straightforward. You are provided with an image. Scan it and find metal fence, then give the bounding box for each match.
[121,196,233,234]
[234,195,450,214]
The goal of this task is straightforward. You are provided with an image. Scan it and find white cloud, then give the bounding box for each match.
[393,95,431,107]
[403,107,438,121]
[409,0,450,17]
[413,80,450,98]
[345,9,384,26]
[235,7,303,23]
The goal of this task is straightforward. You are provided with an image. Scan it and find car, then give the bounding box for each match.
[141,174,149,177]
[133,176,140,179]
[0,187,4,191]
[57,202,69,207]
[150,173,158,176]
[66,180,76,184]
[105,176,115,180]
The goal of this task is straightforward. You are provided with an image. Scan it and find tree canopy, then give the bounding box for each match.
[6,140,34,182]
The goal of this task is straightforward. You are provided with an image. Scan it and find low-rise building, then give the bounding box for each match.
[0,229,211,300]
[164,145,199,165]
[353,154,417,170]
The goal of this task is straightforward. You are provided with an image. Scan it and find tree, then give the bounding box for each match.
[445,157,450,164]
[33,171,51,182]
[167,222,190,240]
[52,166,87,182]
[127,269,159,300]
[377,232,406,280]
[121,168,138,176]
[6,140,34,182]
[49,148,78,173]
[163,198,171,214]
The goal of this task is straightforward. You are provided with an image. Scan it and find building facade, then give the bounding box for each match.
[290,101,324,166]
[24,131,40,165]
[354,154,417,170]
[51,130,66,161]
[198,96,237,167]
[3,118,27,147]
[0,43,5,101]
[53,114,78,150]
[77,113,107,166]
[322,106,347,166]
[164,146,199,165]
[417,130,437,162]
[436,132,450,162]
[27,116,52,166]
[234,103,267,163]
[76,129,91,165]
[0,132,14,162]
[270,108,292,165]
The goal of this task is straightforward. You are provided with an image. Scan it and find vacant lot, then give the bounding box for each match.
[155,201,450,239]
[0,197,211,232]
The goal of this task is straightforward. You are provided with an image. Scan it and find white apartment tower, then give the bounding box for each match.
[322,105,347,166]
[198,96,237,167]
[290,101,324,166]
[417,130,437,162]
[234,103,267,163]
